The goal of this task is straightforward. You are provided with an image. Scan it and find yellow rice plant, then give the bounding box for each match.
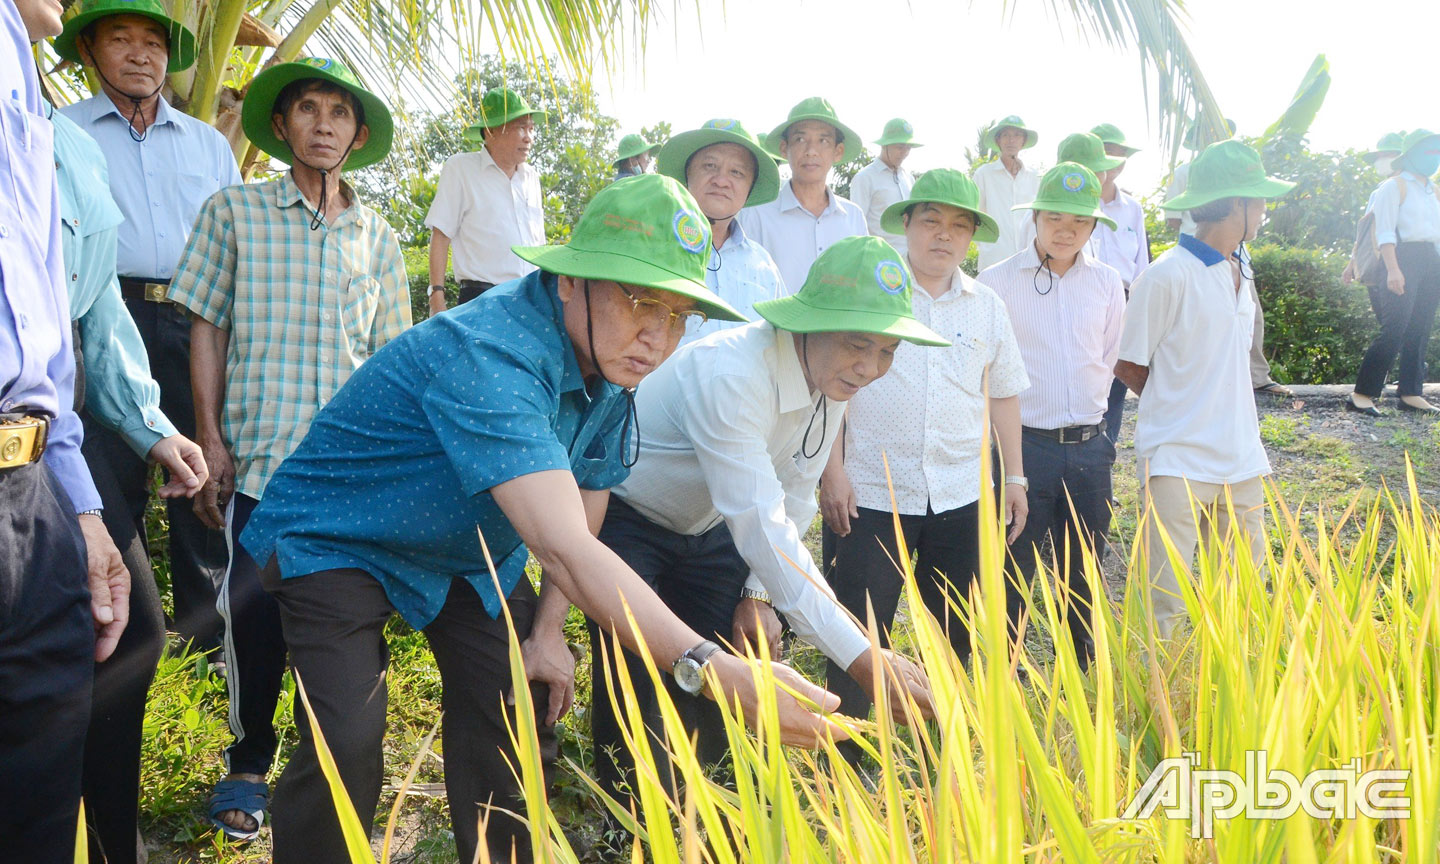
[302,460,1437,862]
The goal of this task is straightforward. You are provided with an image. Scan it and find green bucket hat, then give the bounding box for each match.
[880,168,999,243]
[983,115,1038,152]
[615,133,660,164]
[462,88,548,142]
[656,118,781,207]
[765,97,863,163]
[1090,122,1140,156]
[1014,162,1117,231]
[242,57,393,171]
[1363,131,1406,163]
[1182,116,1236,150]
[513,174,745,323]
[1160,141,1296,210]
[875,117,922,147]
[753,236,949,347]
[1057,132,1125,174]
[55,0,197,72]
[1396,129,1440,169]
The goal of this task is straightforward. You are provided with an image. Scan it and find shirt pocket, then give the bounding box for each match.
[944,334,990,396]
[341,275,382,349]
[163,170,222,224]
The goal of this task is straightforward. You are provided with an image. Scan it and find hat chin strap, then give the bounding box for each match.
[798,333,829,460]
[91,58,164,143]
[581,279,640,468]
[276,126,359,231]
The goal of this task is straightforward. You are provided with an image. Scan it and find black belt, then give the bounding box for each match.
[1023,422,1106,444]
[119,277,172,304]
[458,279,496,291]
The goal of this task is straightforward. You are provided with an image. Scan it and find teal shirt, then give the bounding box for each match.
[51,105,177,455]
[240,271,633,627]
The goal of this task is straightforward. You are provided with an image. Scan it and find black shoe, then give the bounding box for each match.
[1346,396,1382,417]
[1397,398,1440,414]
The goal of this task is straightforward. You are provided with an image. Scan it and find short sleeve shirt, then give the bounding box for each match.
[844,270,1030,515]
[424,148,544,284]
[239,271,633,628]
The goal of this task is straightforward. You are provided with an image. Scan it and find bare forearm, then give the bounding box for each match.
[988,395,1023,478]
[190,317,229,442]
[428,229,451,286]
[1380,244,1399,273]
[1114,360,1148,397]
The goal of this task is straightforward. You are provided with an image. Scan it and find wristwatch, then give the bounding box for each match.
[672,639,723,695]
[427,284,445,295]
[1004,475,1029,491]
[740,586,772,605]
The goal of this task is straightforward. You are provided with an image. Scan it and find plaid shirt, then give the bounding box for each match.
[168,171,411,499]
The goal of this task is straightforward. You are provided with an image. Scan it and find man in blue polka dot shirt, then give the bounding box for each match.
[240,174,853,862]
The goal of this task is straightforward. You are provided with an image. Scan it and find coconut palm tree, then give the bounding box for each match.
[46,0,1229,176]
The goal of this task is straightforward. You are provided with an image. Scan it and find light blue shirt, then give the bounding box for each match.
[679,217,784,346]
[1369,172,1440,247]
[60,92,241,279]
[51,106,177,456]
[0,0,98,512]
[736,180,867,295]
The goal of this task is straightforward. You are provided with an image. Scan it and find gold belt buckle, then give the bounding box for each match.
[0,416,48,469]
[144,282,169,304]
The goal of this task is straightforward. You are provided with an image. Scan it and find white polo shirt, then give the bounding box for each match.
[849,158,914,256]
[844,269,1029,516]
[424,147,543,284]
[736,180,867,294]
[973,158,1041,271]
[982,245,1125,430]
[612,322,869,668]
[1118,234,1270,484]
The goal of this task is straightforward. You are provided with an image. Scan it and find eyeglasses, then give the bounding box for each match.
[615,284,708,336]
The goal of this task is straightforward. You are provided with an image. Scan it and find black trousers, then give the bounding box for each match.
[112,297,226,652]
[0,460,94,864]
[1006,432,1116,665]
[79,416,167,864]
[262,564,553,864]
[219,493,289,777]
[589,498,751,818]
[1355,242,1440,398]
[1103,377,1128,445]
[822,501,982,718]
[457,280,497,305]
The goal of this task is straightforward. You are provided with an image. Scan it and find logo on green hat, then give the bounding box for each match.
[300,57,334,70]
[901,121,913,135]
[1062,172,1087,192]
[708,119,738,131]
[672,210,707,254]
[875,260,907,295]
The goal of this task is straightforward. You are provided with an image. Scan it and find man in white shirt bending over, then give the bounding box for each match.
[425,87,546,314]
[588,236,943,810]
[1116,141,1295,638]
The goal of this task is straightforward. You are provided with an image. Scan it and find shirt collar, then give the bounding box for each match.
[906,263,974,301]
[95,90,181,132]
[778,179,840,217]
[273,170,361,226]
[772,324,813,414]
[1177,232,1228,267]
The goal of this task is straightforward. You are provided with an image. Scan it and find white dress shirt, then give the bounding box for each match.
[678,218,784,347]
[736,180,867,295]
[844,269,1029,516]
[1370,172,1440,246]
[1119,235,1270,484]
[60,93,241,279]
[849,158,914,256]
[982,244,1125,429]
[1164,162,1197,237]
[972,158,1041,271]
[1093,190,1149,285]
[424,147,544,284]
[612,322,870,668]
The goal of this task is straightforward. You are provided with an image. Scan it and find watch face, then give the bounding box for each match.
[674,657,704,694]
